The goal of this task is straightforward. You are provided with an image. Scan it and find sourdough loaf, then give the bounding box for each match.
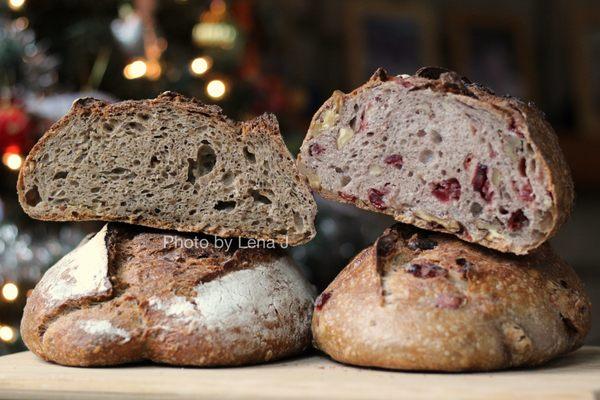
[298,67,573,254]
[312,223,590,372]
[21,223,315,367]
[18,92,316,246]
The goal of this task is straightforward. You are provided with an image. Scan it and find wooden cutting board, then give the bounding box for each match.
[0,348,599,400]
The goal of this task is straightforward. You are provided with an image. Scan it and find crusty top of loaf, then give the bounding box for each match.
[21,223,315,366]
[312,223,590,371]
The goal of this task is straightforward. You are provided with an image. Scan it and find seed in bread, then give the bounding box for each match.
[18,92,316,246]
[21,223,316,367]
[312,223,591,372]
[297,67,573,254]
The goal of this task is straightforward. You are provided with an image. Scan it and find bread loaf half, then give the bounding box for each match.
[21,223,315,367]
[312,224,590,372]
[18,92,316,245]
[298,67,573,254]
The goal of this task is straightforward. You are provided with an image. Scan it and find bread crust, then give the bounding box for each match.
[312,224,591,372]
[298,67,574,254]
[21,223,315,367]
[17,92,317,246]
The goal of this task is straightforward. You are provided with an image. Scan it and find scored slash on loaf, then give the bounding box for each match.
[17,92,317,246]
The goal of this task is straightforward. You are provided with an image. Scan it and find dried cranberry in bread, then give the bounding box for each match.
[21,223,315,367]
[298,67,573,254]
[18,92,316,246]
[312,224,591,372]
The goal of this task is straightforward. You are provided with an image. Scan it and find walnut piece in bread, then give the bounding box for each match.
[298,67,574,254]
[21,223,315,367]
[18,92,316,246]
[312,224,590,372]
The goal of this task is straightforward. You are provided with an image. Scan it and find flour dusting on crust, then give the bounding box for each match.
[36,224,111,307]
[79,319,131,344]
[148,254,315,348]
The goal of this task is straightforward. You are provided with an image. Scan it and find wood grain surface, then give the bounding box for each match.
[0,348,599,400]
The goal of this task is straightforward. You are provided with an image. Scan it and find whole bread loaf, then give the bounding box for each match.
[21,223,315,367]
[298,67,573,254]
[18,92,316,246]
[312,224,590,372]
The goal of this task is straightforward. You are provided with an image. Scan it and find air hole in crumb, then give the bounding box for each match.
[25,186,41,206]
[53,171,68,180]
[366,132,374,137]
[90,187,100,193]
[431,130,443,143]
[243,146,256,163]
[470,202,483,217]
[340,175,351,186]
[150,155,159,168]
[127,121,144,131]
[214,201,236,211]
[137,112,150,121]
[187,144,217,183]
[250,190,272,205]
[102,122,114,132]
[419,150,434,164]
[222,171,234,186]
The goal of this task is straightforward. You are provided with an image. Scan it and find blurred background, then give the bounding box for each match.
[0,0,598,354]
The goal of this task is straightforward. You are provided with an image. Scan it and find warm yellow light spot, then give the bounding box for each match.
[123,59,147,80]
[145,60,162,81]
[190,57,211,76]
[2,283,19,301]
[8,0,25,11]
[2,152,22,170]
[206,79,226,99]
[0,326,15,342]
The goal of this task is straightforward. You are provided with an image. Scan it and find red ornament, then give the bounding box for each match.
[0,104,32,155]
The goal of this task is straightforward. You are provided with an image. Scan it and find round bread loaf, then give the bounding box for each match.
[312,224,591,372]
[21,223,315,367]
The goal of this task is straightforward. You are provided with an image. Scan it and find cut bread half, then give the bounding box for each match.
[297,67,573,254]
[18,92,316,245]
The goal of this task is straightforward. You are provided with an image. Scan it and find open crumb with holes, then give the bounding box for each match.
[18,92,316,245]
[21,223,316,367]
[312,223,591,372]
[297,67,574,254]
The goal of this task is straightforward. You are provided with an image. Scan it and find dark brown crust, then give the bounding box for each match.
[17,92,317,246]
[21,223,315,367]
[312,224,591,372]
[298,67,574,254]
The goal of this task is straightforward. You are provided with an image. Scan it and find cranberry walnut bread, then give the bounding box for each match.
[312,224,590,372]
[21,223,316,367]
[18,92,316,246]
[298,67,573,254]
